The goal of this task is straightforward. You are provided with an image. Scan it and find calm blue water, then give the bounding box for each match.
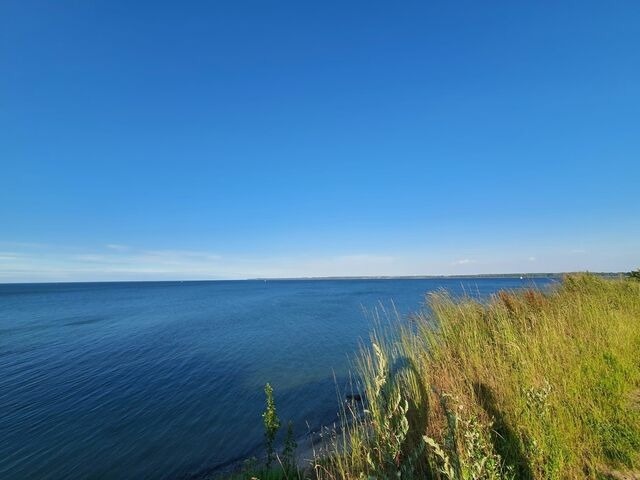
[0,277,555,479]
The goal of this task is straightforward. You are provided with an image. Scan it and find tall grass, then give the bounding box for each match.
[315,274,640,479]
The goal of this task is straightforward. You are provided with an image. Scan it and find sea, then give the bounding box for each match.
[0,277,556,479]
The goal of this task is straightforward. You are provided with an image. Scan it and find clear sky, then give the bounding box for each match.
[1,1,639,282]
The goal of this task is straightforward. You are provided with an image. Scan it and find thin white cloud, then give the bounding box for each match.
[0,247,402,282]
[452,258,475,265]
[0,252,23,258]
[0,242,637,283]
[0,245,228,282]
[0,241,49,249]
[105,244,130,251]
[333,254,395,264]
[74,254,110,262]
[143,250,222,261]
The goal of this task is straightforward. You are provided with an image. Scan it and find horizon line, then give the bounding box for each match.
[0,271,626,285]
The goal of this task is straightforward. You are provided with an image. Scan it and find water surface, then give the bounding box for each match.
[0,277,555,479]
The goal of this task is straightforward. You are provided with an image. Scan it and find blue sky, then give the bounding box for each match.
[1,1,639,282]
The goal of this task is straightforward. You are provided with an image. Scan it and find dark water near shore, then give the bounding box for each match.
[0,277,555,479]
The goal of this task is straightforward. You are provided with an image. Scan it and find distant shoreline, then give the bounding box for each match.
[250,272,624,281]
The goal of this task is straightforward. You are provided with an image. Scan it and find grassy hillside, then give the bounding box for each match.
[233,274,640,480]
[314,274,640,479]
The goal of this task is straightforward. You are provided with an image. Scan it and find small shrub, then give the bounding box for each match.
[282,421,297,473]
[263,383,281,469]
